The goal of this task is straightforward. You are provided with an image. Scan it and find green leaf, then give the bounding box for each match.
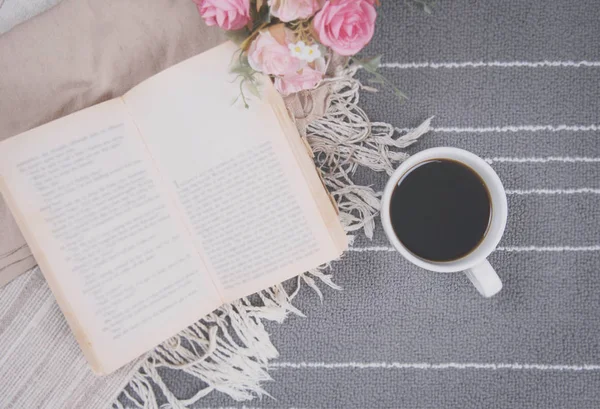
[367,77,386,85]
[225,29,251,45]
[406,0,437,14]
[229,55,255,76]
[250,3,271,31]
[368,55,383,70]
[228,53,261,109]
[354,55,383,73]
[393,87,408,101]
[230,64,254,76]
[246,80,261,98]
[353,54,407,102]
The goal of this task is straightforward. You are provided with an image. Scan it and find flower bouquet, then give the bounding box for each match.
[192,0,403,106]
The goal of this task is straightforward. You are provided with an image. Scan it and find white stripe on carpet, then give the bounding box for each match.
[381,61,600,69]
[485,157,600,163]
[271,362,600,371]
[497,245,600,252]
[396,125,599,133]
[505,188,600,195]
[348,246,600,252]
[368,188,599,196]
[200,407,311,409]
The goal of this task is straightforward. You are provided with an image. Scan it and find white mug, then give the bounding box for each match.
[381,147,508,297]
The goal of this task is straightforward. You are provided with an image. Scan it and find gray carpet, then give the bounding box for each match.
[172,1,600,408]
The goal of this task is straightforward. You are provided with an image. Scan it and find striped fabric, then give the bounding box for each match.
[0,268,139,408]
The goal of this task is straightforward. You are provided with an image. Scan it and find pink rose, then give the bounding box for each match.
[268,0,325,22]
[248,29,305,76]
[275,57,326,95]
[313,0,377,56]
[193,0,250,31]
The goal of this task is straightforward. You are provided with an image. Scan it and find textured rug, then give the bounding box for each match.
[160,1,600,408]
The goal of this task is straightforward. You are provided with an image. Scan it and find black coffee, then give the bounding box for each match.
[389,159,491,262]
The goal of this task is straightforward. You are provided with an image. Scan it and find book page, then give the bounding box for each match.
[0,99,221,374]
[124,42,347,302]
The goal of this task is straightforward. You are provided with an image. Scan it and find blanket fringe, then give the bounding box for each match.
[309,63,432,239]
[114,62,431,409]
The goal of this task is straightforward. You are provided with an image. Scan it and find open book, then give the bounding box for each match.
[0,42,347,375]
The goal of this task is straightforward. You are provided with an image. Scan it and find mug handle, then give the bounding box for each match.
[464,260,502,297]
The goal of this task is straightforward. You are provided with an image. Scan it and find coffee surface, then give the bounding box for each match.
[389,159,491,262]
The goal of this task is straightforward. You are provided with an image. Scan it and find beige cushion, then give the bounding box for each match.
[0,0,226,285]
